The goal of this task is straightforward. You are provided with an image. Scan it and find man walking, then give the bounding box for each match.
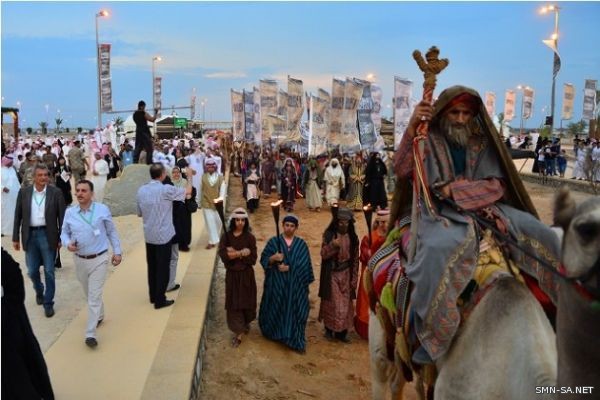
[60,180,122,348]
[137,163,191,309]
[200,158,226,249]
[67,140,88,183]
[13,165,66,317]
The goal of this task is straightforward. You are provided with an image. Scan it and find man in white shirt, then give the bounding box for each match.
[61,180,122,348]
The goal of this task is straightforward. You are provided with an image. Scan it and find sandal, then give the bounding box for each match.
[231,336,242,348]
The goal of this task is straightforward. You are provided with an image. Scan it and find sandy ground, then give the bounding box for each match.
[199,174,594,400]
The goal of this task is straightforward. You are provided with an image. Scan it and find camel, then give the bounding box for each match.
[369,243,557,400]
[553,188,600,395]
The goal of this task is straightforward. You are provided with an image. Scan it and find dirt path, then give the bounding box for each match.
[199,177,593,400]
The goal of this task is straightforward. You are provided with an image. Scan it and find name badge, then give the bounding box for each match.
[93,229,101,236]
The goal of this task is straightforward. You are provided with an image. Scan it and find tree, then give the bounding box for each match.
[114,116,124,132]
[39,121,48,134]
[26,127,33,135]
[77,127,83,134]
[497,112,505,136]
[566,120,587,137]
[55,117,63,133]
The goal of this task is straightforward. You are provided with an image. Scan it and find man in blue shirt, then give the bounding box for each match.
[137,163,191,309]
[61,179,122,348]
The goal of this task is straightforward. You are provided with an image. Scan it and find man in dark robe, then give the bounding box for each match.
[259,215,314,353]
[391,86,560,364]
[318,208,359,343]
[2,248,54,399]
[364,152,388,210]
[260,154,275,197]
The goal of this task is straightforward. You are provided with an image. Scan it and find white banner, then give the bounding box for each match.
[356,78,377,150]
[561,83,574,121]
[153,77,162,115]
[582,79,597,121]
[340,78,363,150]
[287,77,304,142]
[277,89,288,119]
[267,114,287,144]
[99,44,112,112]
[190,95,196,120]
[309,95,329,156]
[253,87,262,145]
[522,87,534,120]
[330,78,345,147]
[260,79,278,142]
[370,84,384,151]
[393,77,413,150]
[504,89,516,121]
[484,91,496,119]
[243,90,255,142]
[231,89,244,142]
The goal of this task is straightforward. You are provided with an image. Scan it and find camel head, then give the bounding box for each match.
[553,187,600,279]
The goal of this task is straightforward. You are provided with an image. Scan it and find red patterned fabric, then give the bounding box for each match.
[449,178,505,211]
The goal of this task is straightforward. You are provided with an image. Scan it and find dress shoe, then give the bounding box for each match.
[45,307,55,318]
[167,284,181,292]
[85,337,98,348]
[36,294,44,305]
[179,246,190,252]
[154,299,175,309]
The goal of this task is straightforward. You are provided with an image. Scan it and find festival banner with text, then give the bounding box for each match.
[253,87,262,144]
[309,95,329,156]
[504,90,516,121]
[330,78,345,147]
[260,79,278,142]
[153,77,162,114]
[286,77,304,142]
[356,78,377,150]
[561,83,574,121]
[99,44,113,112]
[318,88,331,135]
[582,79,597,120]
[267,114,287,144]
[231,89,245,142]
[370,84,384,151]
[340,78,363,150]
[393,77,413,150]
[522,87,535,120]
[243,90,255,142]
[277,90,288,119]
[485,91,496,119]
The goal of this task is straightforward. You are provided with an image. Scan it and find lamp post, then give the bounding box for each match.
[95,10,109,129]
[201,99,207,121]
[152,56,162,111]
[516,85,531,136]
[540,4,560,133]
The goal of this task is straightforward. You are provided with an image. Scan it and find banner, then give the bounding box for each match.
[543,39,561,78]
[582,79,597,120]
[309,95,329,156]
[340,78,363,150]
[370,84,384,151]
[287,77,304,142]
[330,78,345,147]
[260,79,278,142]
[484,91,496,119]
[243,89,255,142]
[277,89,288,119]
[253,87,262,144]
[317,88,330,135]
[190,95,196,120]
[504,89,516,121]
[99,43,112,112]
[266,114,287,144]
[561,83,574,120]
[356,78,377,150]
[231,89,245,142]
[153,77,162,115]
[393,77,413,150]
[522,87,534,120]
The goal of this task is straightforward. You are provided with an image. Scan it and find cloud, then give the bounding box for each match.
[204,71,247,79]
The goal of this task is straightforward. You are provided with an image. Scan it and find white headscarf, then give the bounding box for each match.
[326,157,343,178]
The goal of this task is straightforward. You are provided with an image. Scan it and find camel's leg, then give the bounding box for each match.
[369,311,395,400]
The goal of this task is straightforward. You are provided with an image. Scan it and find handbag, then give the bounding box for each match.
[186,197,198,213]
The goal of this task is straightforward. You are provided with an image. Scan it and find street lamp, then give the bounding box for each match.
[95,9,109,128]
[152,56,162,111]
[540,4,561,133]
[516,85,531,135]
[201,98,207,121]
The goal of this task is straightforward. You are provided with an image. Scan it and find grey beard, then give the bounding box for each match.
[442,119,471,148]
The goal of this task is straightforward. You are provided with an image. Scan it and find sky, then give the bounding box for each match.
[1,1,599,130]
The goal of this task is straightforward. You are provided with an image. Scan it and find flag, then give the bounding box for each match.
[330,78,345,147]
[356,78,377,150]
[287,77,304,142]
[309,95,329,156]
[243,90,255,142]
[543,39,561,78]
[522,87,534,120]
[484,91,496,119]
[340,78,363,151]
[231,89,244,142]
[99,44,113,112]
[582,79,597,121]
[260,79,278,142]
[393,77,413,150]
[562,83,574,120]
[370,84,385,151]
[504,90,516,121]
[267,114,287,144]
[253,87,262,145]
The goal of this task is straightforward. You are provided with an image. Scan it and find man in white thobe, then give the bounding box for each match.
[324,158,345,206]
[91,152,109,202]
[201,159,226,249]
[1,155,21,235]
[186,146,205,203]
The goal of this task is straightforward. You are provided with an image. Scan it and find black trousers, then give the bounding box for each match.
[133,136,153,164]
[145,242,171,306]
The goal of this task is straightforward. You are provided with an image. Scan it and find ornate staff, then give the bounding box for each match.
[270,200,283,252]
[213,197,227,233]
[363,204,373,245]
[408,46,449,262]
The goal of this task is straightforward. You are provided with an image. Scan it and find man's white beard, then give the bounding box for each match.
[442,118,471,148]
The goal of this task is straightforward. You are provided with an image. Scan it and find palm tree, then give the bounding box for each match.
[497,112,505,137]
[39,121,48,135]
[114,116,124,132]
[55,117,63,133]
[26,127,33,135]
